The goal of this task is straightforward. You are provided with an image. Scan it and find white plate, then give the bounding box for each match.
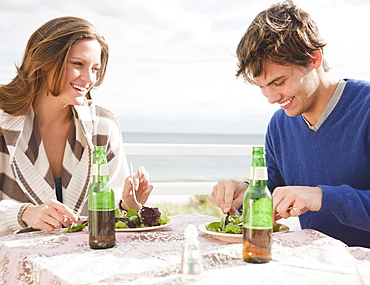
[199,223,289,243]
[115,219,175,232]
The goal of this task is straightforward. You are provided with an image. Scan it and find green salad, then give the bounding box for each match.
[205,215,287,234]
[66,206,170,233]
[114,207,170,229]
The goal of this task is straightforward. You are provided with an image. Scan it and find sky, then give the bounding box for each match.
[0,0,369,135]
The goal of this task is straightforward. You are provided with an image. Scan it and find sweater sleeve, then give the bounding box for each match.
[265,119,285,192]
[0,200,30,236]
[320,184,370,232]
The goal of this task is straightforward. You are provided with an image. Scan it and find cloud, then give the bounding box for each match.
[0,0,369,134]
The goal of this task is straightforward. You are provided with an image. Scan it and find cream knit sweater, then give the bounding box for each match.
[0,99,129,236]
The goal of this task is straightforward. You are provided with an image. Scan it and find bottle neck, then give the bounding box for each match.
[92,175,109,184]
[249,163,268,189]
[91,163,110,183]
[250,178,268,188]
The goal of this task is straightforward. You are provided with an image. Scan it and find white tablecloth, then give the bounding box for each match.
[0,214,369,284]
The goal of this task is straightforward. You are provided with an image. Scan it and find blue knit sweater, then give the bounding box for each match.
[265,78,370,248]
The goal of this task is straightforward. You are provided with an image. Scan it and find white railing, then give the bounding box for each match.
[123,143,255,156]
[123,143,255,195]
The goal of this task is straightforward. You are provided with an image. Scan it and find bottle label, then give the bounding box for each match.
[99,164,109,176]
[253,167,268,181]
[88,190,116,210]
[91,164,98,176]
[91,164,109,176]
[243,198,272,229]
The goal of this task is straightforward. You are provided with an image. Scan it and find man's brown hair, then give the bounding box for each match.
[236,1,328,84]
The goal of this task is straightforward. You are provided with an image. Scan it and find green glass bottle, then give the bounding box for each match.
[242,146,272,263]
[88,146,116,249]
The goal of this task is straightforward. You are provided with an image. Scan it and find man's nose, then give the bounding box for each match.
[263,87,281,104]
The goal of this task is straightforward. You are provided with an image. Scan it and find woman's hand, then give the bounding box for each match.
[211,179,248,214]
[22,199,78,231]
[121,166,153,211]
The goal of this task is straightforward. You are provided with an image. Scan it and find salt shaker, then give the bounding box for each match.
[180,224,204,281]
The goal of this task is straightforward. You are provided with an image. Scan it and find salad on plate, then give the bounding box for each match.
[205,214,289,234]
[66,206,170,233]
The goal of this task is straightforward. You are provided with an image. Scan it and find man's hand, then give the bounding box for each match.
[211,179,248,214]
[273,186,322,220]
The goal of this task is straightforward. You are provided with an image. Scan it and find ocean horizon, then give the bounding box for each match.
[122,131,265,144]
[123,132,264,183]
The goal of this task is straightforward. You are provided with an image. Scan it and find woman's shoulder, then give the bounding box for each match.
[86,100,121,130]
[84,99,116,118]
[78,99,119,123]
[73,100,121,137]
[95,104,118,121]
[84,100,124,148]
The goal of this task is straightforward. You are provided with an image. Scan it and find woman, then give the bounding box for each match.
[0,16,153,236]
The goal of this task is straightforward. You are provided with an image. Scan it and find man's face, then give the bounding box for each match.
[253,61,320,119]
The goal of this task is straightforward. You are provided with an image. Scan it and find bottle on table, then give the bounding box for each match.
[88,146,116,249]
[180,224,204,281]
[242,146,272,263]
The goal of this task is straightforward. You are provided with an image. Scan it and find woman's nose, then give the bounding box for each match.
[81,69,95,84]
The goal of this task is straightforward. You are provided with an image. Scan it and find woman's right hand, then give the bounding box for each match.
[121,166,153,211]
[211,179,248,214]
[22,199,78,232]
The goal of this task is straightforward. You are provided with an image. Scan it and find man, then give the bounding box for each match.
[211,0,370,248]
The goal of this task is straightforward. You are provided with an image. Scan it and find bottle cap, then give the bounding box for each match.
[184,224,198,240]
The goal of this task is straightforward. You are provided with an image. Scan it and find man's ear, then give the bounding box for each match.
[311,49,323,69]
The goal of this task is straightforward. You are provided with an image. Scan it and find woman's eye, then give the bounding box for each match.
[73,62,83,67]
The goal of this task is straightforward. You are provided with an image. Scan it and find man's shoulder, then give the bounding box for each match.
[343,78,370,91]
[342,79,370,108]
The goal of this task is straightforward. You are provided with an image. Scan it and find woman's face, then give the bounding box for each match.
[53,39,102,106]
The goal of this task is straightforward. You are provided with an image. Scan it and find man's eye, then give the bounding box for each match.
[275,80,285,86]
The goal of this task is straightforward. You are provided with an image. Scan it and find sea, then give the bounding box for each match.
[122,132,265,183]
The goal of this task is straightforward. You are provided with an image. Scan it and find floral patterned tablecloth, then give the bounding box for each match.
[0,214,369,284]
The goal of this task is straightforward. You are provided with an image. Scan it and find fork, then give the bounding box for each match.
[220,212,230,231]
[130,161,142,211]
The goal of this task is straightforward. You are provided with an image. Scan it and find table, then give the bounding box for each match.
[0,214,369,284]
